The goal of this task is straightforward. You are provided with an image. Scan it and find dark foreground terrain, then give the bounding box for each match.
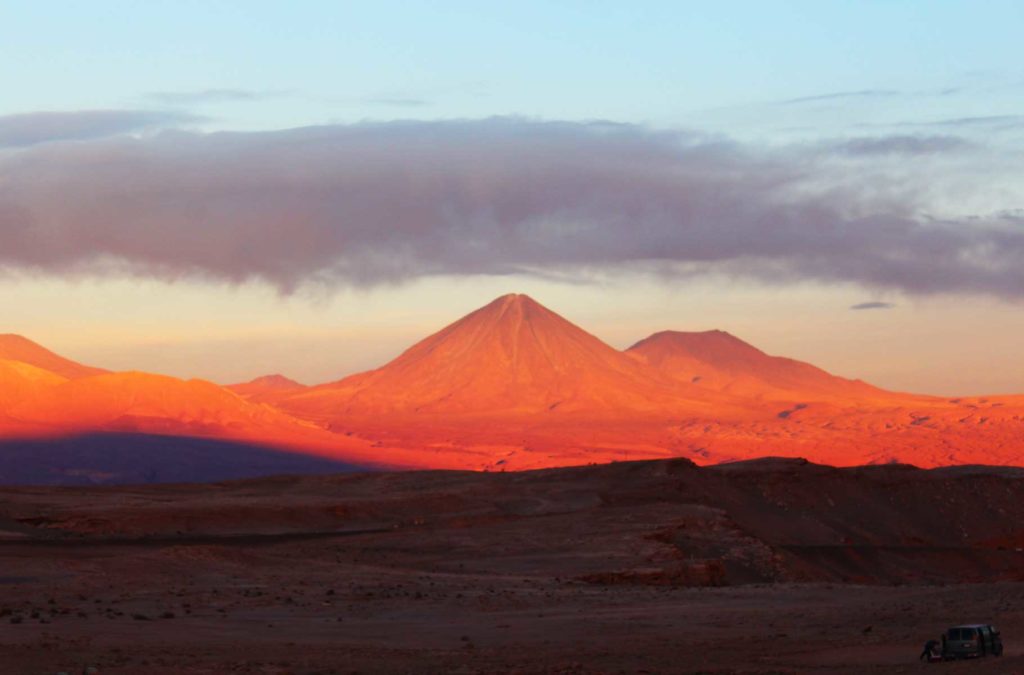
[1,457,1023,674]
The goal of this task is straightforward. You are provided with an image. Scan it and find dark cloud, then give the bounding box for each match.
[834,135,971,156]
[782,89,900,105]
[0,116,1022,297]
[0,110,200,148]
[850,302,896,310]
[146,89,285,105]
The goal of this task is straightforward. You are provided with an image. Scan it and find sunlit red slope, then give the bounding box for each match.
[4,369,408,464]
[0,334,106,379]
[278,295,1024,471]
[0,340,408,471]
[11,372,294,434]
[0,337,79,434]
[0,359,66,414]
[0,336,318,445]
[626,330,889,401]
[622,330,1024,467]
[0,348,388,484]
[278,294,754,469]
[282,294,741,419]
[228,374,307,404]
[3,298,1023,476]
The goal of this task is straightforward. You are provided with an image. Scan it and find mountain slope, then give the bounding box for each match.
[282,294,729,421]
[0,334,107,379]
[0,368,428,472]
[8,371,314,437]
[627,330,887,400]
[228,374,307,404]
[1,298,1022,477]
[0,359,67,413]
[276,295,1024,471]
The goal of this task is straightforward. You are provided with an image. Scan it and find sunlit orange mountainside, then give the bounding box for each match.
[1,294,1023,483]
[0,334,107,380]
[227,374,307,404]
[626,330,886,400]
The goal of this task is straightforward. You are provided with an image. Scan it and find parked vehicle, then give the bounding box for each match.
[941,624,1003,659]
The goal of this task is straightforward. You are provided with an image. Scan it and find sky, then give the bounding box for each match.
[1,1,1023,394]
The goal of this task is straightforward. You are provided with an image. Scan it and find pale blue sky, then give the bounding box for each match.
[3,1,1022,133]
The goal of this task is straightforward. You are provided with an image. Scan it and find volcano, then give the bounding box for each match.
[228,374,307,404]
[626,330,887,401]
[2,294,1024,480]
[275,294,1024,471]
[281,294,743,421]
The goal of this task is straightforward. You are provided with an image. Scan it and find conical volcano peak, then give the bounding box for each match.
[284,293,688,417]
[433,293,592,355]
[401,292,610,371]
[493,292,531,304]
[479,293,550,318]
[492,293,536,303]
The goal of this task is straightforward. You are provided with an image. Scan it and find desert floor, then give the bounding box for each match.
[2,459,1022,674]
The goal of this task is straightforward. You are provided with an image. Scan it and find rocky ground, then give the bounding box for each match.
[1,458,1022,674]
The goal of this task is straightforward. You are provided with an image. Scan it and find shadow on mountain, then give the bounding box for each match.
[0,433,370,486]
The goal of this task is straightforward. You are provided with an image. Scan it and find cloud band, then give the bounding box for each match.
[0,117,1021,296]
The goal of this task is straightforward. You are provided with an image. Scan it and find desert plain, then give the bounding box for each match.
[2,457,1023,674]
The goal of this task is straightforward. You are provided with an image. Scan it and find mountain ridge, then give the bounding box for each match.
[280,293,736,420]
[0,334,108,380]
[228,374,307,404]
[626,329,891,401]
[1,294,1023,479]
